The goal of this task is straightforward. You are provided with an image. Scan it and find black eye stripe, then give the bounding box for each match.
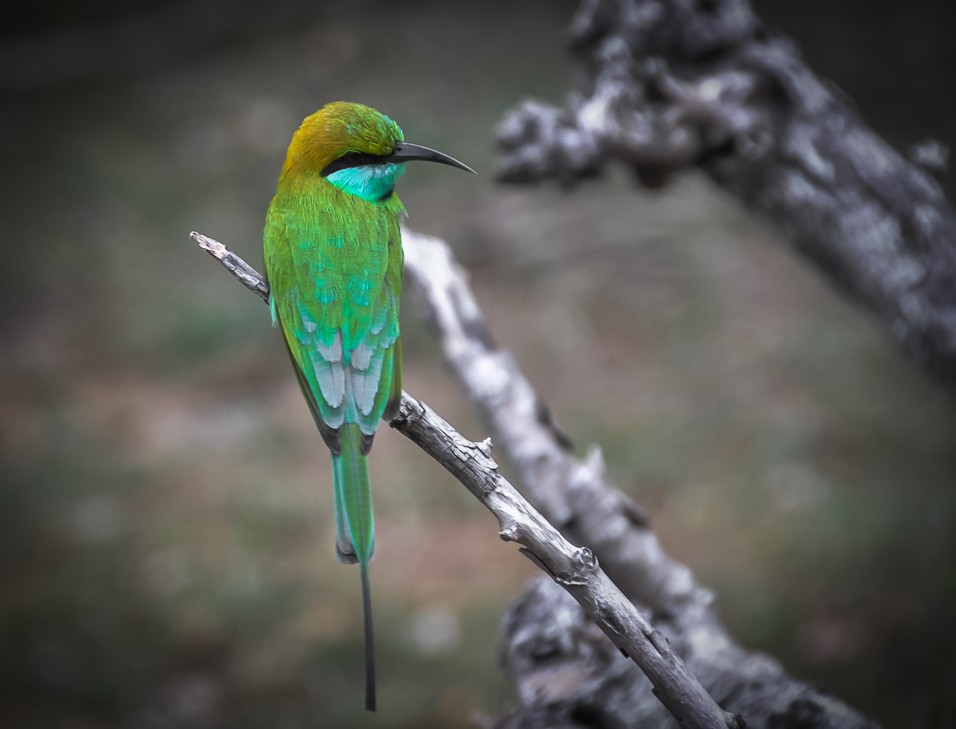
[320,151,388,177]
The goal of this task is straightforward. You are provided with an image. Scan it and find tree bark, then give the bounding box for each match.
[496,0,956,386]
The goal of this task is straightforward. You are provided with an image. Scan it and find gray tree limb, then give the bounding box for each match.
[190,230,739,729]
[495,0,956,386]
[399,228,877,729]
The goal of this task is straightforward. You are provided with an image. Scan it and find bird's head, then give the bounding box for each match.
[280,101,474,202]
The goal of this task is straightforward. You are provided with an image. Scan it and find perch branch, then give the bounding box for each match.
[193,231,270,303]
[495,0,956,386]
[190,230,739,729]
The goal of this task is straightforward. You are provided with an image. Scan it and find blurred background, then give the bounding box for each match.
[1,0,955,727]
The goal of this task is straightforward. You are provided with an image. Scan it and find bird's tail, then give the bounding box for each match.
[331,423,376,711]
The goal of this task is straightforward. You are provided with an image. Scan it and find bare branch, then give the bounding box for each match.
[392,395,738,729]
[191,231,739,729]
[191,231,270,302]
[495,0,956,386]
[400,229,878,729]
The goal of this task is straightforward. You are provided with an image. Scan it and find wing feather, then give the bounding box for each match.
[265,193,403,451]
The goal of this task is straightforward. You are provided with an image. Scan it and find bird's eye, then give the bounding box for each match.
[320,150,381,177]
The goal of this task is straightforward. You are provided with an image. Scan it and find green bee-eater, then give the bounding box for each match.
[263,101,473,711]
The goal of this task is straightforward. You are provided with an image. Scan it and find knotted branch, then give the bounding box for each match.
[496,0,956,386]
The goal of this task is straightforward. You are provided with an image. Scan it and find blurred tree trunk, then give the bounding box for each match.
[497,0,956,387]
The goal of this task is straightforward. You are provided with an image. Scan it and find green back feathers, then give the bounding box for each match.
[265,187,404,439]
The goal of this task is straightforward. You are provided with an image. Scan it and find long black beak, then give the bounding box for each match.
[387,142,476,174]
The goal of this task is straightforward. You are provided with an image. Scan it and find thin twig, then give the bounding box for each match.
[192,231,270,302]
[190,230,739,729]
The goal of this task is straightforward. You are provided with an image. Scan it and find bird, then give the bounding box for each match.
[263,101,474,711]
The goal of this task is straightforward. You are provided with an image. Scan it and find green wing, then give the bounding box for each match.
[264,190,404,452]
